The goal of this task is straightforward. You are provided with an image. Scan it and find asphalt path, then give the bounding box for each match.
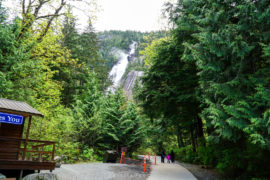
[146,156,197,180]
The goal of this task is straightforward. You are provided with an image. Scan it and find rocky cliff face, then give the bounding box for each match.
[107,41,144,99]
[122,70,144,100]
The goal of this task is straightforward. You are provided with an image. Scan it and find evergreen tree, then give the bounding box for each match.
[61,15,109,105]
[0,0,6,23]
[170,0,270,177]
[72,73,102,150]
[96,90,144,154]
[0,19,35,101]
[119,103,144,154]
[137,36,202,150]
[80,20,109,88]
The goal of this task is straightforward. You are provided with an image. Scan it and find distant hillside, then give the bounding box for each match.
[97,30,166,69]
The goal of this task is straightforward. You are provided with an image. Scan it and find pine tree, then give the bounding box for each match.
[72,73,102,150]
[170,0,270,177]
[79,20,109,88]
[0,0,6,23]
[137,36,202,150]
[95,90,144,154]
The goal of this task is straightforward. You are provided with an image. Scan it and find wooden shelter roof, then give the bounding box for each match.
[0,98,43,117]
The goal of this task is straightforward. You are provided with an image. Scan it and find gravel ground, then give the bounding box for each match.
[177,162,221,180]
[41,156,220,180]
[43,161,149,180]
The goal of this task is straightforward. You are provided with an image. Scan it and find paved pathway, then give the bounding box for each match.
[147,156,197,180]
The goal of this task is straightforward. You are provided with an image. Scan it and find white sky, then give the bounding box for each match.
[2,0,175,32]
[93,0,172,32]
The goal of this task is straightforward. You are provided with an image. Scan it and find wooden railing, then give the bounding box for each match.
[0,136,56,162]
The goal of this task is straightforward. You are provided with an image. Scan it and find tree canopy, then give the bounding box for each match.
[134,0,270,178]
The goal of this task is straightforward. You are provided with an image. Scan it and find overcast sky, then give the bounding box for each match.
[93,0,172,32]
[3,0,175,32]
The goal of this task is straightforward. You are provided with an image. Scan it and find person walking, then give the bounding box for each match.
[161,151,165,163]
[167,153,171,163]
[170,150,175,163]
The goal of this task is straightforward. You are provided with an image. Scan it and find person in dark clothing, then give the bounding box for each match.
[161,151,165,163]
[170,150,175,163]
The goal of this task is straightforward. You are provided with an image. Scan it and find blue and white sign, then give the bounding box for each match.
[0,112,24,125]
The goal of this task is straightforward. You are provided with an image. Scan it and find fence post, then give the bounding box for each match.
[155,152,156,165]
[51,143,55,161]
[144,155,146,173]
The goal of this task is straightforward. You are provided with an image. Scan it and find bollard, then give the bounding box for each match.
[120,152,123,164]
[155,152,156,165]
[144,155,146,173]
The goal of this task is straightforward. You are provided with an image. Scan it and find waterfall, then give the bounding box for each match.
[108,41,137,92]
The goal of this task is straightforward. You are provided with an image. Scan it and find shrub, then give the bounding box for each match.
[197,145,217,166]
[173,145,198,163]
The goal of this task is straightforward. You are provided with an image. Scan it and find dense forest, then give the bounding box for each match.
[135,0,270,178]
[1,0,270,179]
[0,0,146,163]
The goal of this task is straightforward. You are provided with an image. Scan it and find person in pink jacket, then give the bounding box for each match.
[167,154,171,163]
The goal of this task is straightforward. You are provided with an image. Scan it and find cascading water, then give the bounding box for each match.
[108,41,137,92]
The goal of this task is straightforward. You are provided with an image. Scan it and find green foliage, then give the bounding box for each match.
[5,0,270,177]
[72,73,102,150]
[80,147,99,162]
[135,34,202,153]
[164,0,270,177]
[175,0,270,148]
[95,90,145,154]
[0,19,55,106]
[133,0,270,178]
[197,145,217,166]
[0,0,149,166]
[0,0,6,23]
[60,15,109,105]
[174,146,198,164]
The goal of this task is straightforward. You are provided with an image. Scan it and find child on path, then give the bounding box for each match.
[167,154,171,163]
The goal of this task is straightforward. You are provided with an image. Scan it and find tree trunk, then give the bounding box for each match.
[158,141,163,153]
[177,125,184,148]
[194,128,198,148]
[196,115,205,146]
[190,127,196,152]
[197,115,204,138]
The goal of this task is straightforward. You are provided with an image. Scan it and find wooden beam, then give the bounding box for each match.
[0,136,55,144]
[0,159,56,170]
[22,116,32,160]
[0,108,43,117]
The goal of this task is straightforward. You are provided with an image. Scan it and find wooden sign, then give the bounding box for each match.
[0,112,23,125]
